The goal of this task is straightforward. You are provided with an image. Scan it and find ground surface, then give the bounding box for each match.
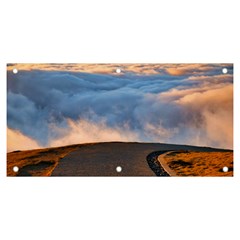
[6,142,232,176]
[162,151,233,176]
[7,144,80,176]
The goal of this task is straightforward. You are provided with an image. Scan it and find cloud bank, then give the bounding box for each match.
[7,64,233,151]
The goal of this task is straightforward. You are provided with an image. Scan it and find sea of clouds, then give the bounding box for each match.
[7,64,233,151]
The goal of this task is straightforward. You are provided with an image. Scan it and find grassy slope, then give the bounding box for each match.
[163,151,233,176]
[7,144,81,176]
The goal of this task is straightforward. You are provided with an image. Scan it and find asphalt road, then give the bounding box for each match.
[51,142,225,176]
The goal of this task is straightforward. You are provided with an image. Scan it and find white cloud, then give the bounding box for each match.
[49,119,139,147]
[7,128,42,152]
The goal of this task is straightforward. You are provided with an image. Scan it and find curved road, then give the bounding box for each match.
[51,142,222,176]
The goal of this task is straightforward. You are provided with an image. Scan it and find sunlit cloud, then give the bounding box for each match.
[7,128,42,152]
[7,63,231,76]
[49,119,139,147]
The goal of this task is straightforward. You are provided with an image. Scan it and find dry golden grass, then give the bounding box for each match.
[7,144,80,176]
[163,151,233,176]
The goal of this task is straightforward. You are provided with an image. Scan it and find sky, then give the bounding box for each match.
[7,63,233,152]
